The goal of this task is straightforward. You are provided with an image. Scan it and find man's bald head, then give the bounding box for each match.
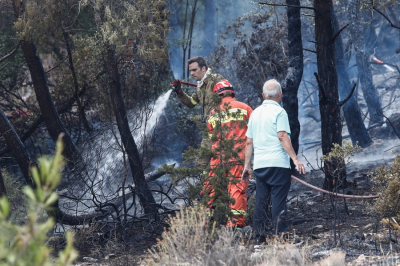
[262,79,282,100]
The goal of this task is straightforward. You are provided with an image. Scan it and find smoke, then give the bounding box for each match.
[167,1,257,80]
[166,0,400,173]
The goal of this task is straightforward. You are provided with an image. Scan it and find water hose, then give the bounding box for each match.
[291,175,379,199]
[179,80,197,87]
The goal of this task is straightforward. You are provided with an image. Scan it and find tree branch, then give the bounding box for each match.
[304,48,317,53]
[339,83,357,107]
[0,86,88,157]
[0,41,20,64]
[0,62,9,72]
[331,24,349,43]
[259,1,314,10]
[372,3,400,29]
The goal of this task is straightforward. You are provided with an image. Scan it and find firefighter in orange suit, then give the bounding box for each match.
[203,80,253,229]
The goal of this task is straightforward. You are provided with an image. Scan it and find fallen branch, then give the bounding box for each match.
[56,167,170,225]
[259,2,314,10]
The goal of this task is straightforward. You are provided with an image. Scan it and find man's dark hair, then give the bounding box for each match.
[188,56,208,70]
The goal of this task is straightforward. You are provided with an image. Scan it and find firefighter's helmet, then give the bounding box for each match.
[213,80,235,96]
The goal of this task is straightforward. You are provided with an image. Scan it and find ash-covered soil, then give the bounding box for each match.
[72,135,400,266]
[284,136,400,265]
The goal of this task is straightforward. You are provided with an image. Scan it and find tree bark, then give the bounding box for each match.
[0,107,35,187]
[19,41,83,167]
[12,1,82,168]
[104,47,157,215]
[282,0,303,166]
[332,8,373,148]
[348,0,383,127]
[0,166,6,197]
[314,0,346,191]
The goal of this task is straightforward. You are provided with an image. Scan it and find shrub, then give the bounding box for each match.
[0,138,78,265]
[370,154,400,221]
[147,205,308,266]
[320,140,360,190]
[2,169,27,225]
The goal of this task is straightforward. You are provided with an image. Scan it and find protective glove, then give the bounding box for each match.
[171,79,183,95]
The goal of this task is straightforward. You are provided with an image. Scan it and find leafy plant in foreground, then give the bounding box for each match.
[0,138,78,266]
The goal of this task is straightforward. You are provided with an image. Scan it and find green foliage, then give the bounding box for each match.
[320,140,360,188]
[1,169,27,225]
[92,0,169,62]
[0,138,78,266]
[321,140,361,170]
[370,154,400,221]
[166,95,249,226]
[14,0,82,52]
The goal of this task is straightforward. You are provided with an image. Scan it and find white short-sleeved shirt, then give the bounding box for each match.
[246,100,291,170]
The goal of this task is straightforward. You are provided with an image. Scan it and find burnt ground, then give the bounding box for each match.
[72,166,400,266]
[286,168,391,265]
[70,136,400,265]
[281,136,400,265]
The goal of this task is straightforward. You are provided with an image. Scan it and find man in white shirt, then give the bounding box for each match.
[242,79,306,244]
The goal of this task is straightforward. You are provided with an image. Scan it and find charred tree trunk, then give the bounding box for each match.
[187,0,198,78]
[182,0,189,79]
[202,0,216,56]
[348,0,383,127]
[104,47,157,215]
[332,8,373,148]
[0,107,35,187]
[0,166,6,197]
[19,41,82,167]
[12,1,82,168]
[314,0,347,191]
[282,0,303,167]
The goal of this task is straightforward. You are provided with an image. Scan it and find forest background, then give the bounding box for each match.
[1,0,400,265]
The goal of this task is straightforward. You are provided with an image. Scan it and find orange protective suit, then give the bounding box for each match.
[204,96,253,228]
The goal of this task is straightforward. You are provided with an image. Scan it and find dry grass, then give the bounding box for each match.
[145,205,312,266]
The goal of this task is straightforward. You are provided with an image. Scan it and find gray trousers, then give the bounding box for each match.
[253,167,291,240]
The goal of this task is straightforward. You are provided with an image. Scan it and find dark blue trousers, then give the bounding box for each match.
[253,167,291,239]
